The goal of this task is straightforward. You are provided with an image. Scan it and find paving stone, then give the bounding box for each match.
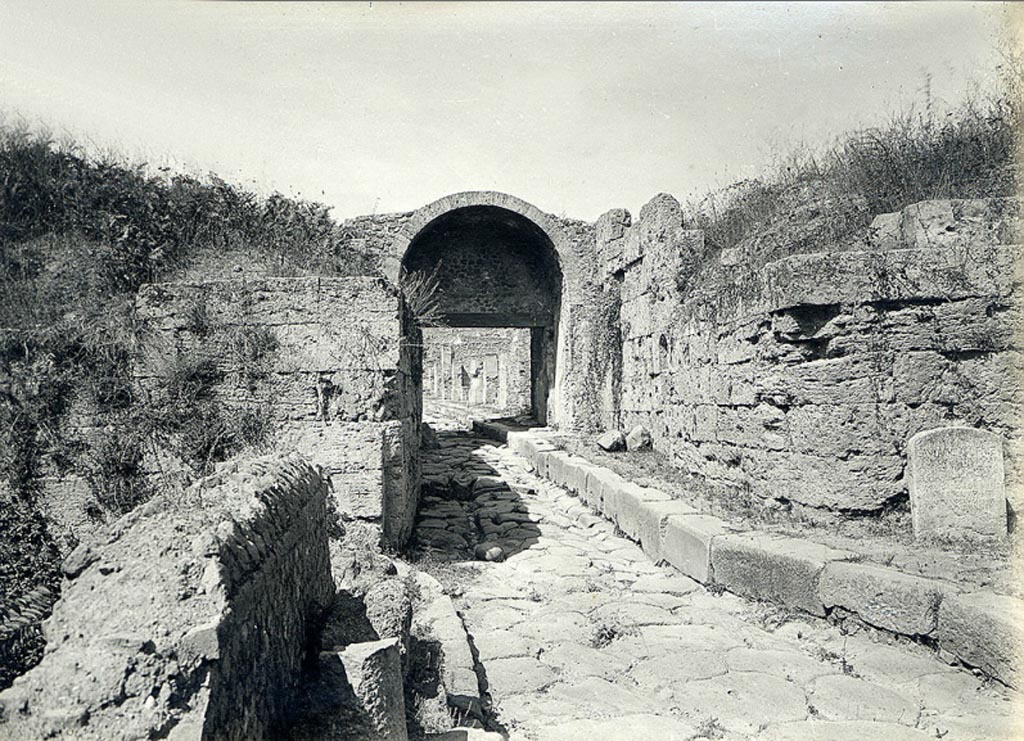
[725,647,836,684]
[910,671,1015,716]
[536,714,695,741]
[807,674,919,724]
[760,720,933,740]
[537,642,630,679]
[483,656,558,695]
[918,711,1024,741]
[711,532,854,616]
[670,671,809,735]
[843,639,953,687]
[590,600,677,627]
[471,628,541,662]
[630,647,729,686]
[630,572,700,596]
[543,676,661,716]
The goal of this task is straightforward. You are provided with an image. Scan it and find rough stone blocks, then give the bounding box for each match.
[710,533,853,616]
[545,451,574,490]
[335,638,408,741]
[605,481,670,542]
[937,591,1024,689]
[660,514,730,583]
[582,466,625,511]
[907,426,1007,540]
[632,500,697,563]
[818,562,951,636]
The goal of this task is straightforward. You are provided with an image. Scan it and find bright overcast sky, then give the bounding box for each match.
[0,2,1013,221]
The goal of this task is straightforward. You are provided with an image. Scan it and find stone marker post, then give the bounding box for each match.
[907,426,1007,540]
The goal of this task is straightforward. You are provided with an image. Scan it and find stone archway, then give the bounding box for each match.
[389,192,576,426]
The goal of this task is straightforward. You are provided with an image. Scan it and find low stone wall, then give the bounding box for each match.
[601,196,1023,513]
[0,454,334,739]
[135,276,421,547]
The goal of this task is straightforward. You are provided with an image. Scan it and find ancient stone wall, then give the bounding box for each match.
[135,276,421,547]
[602,196,1023,513]
[0,455,334,739]
[422,327,532,415]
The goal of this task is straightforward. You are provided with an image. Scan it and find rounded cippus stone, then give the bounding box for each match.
[907,426,1007,540]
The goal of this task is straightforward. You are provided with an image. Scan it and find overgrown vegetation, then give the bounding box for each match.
[0,120,381,688]
[684,68,1021,274]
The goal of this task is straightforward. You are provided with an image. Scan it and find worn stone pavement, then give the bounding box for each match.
[411,429,1021,741]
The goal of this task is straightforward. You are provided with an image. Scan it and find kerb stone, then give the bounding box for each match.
[605,481,670,542]
[711,533,854,616]
[661,514,731,583]
[907,427,1006,540]
[937,590,1024,688]
[633,500,697,563]
[582,466,625,511]
[818,562,951,636]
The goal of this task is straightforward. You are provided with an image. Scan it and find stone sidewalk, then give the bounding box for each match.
[411,432,1021,740]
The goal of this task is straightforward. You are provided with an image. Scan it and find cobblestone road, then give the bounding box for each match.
[412,431,1021,740]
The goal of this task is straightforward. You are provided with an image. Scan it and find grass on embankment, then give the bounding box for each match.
[683,70,1021,279]
[0,122,382,685]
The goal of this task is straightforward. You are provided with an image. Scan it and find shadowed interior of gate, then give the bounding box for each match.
[401,205,563,425]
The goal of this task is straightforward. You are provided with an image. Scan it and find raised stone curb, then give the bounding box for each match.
[604,481,671,543]
[819,561,952,636]
[630,499,696,562]
[661,513,731,583]
[711,533,855,617]
[937,591,1024,689]
[407,569,484,722]
[479,421,1023,688]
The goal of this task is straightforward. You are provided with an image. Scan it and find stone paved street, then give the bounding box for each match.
[412,431,1021,741]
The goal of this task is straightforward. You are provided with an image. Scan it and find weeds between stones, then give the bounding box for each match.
[693,716,727,739]
[588,615,639,649]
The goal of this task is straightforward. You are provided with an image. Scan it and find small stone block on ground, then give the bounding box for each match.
[907,426,1007,540]
[336,638,408,741]
[596,430,626,452]
[711,533,854,616]
[625,424,652,452]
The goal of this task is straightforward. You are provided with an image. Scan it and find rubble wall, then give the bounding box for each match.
[0,455,334,740]
[602,196,1023,513]
[135,276,421,547]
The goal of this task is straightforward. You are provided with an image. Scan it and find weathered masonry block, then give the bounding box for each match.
[818,562,951,636]
[134,276,421,548]
[708,533,855,616]
[937,591,1024,689]
[0,455,334,739]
